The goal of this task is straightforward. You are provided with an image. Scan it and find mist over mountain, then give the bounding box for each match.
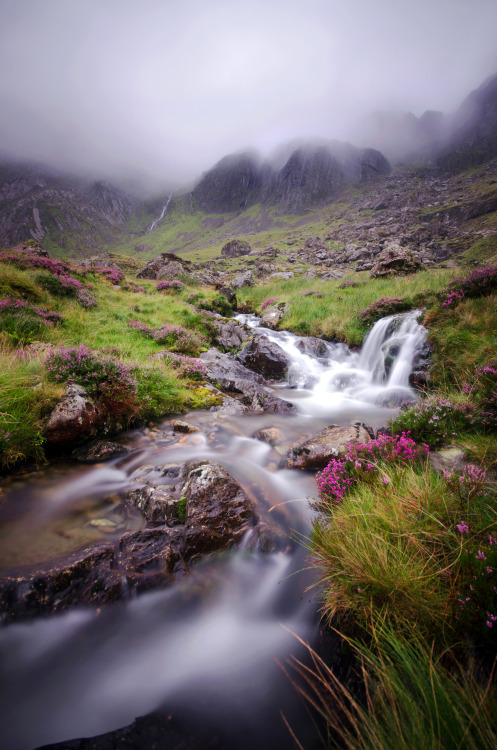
[1,0,496,188]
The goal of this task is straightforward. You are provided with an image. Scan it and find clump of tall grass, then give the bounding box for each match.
[287,625,497,750]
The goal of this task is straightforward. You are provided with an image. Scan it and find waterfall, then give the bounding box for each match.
[148,194,172,233]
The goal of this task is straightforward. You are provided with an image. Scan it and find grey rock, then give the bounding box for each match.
[183,462,255,558]
[370,242,424,278]
[285,423,372,470]
[295,336,329,358]
[237,335,290,379]
[232,270,254,288]
[71,440,129,463]
[124,485,183,525]
[260,302,289,330]
[221,239,252,257]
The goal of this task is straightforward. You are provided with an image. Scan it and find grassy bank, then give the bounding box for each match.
[0,252,222,470]
[303,266,497,747]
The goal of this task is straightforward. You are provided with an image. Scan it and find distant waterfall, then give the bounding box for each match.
[148,194,172,233]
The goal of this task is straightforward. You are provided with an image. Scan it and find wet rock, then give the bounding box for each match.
[370,242,424,278]
[252,427,285,446]
[237,335,290,379]
[117,528,184,589]
[0,546,121,622]
[211,319,251,352]
[41,711,224,750]
[183,462,255,558]
[429,445,467,475]
[210,395,249,415]
[171,420,199,434]
[285,423,372,470]
[71,440,129,463]
[260,302,289,330]
[295,336,329,358]
[136,252,191,280]
[201,348,266,392]
[221,239,252,257]
[374,387,416,408]
[232,270,254,288]
[240,382,297,414]
[44,385,106,446]
[124,485,183,525]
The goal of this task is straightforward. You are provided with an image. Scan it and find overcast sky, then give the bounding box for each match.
[0,0,496,191]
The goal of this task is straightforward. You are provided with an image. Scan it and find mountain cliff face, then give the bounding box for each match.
[192,152,263,212]
[438,74,497,171]
[0,162,136,251]
[192,141,391,214]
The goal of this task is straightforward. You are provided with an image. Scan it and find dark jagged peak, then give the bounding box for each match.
[271,146,345,212]
[267,140,390,212]
[84,180,135,224]
[192,150,263,212]
[438,73,497,171]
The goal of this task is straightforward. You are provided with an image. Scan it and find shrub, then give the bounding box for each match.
[472,363,497,430]
[152,324,206,355]
[36,273,83,298]
[156,279,185,292]
[389,396,469,448]
[441,265,497,307]
[76,288,97,308]
[338,279,360,289]
[90,266,124,285]
[198,294,233,316]
[0,298,64,345]
[160,352,206,380]
[316,433,428,506]
[359,297,413,326]
[45,345,137,414]
[133,366,184,421]
[0,251,70,276]
[261,297,278,311]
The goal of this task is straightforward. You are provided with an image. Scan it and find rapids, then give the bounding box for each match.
[0,311,427,749]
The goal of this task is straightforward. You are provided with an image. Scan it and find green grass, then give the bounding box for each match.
[0,261,219,469]
[241,268,458,345]
[290,626,497,750]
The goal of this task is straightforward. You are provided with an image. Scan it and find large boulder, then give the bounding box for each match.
[239,382,297,414]
[183,462,255,558]
[237,335,290,379]
[201,348,266,391]
[124,485,184,525]
[285,423,373,470]
[44,385,106,446]
[232,270,254,288]
[295,336,329,358]
[260,303,289,329]
[136,252,191,280]
[370,243,423,278]
[211,319,251,352]
[221,239,252,257]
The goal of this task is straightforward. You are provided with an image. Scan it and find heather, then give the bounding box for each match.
[160,352,207,380]
[128,320,207,356]
[358,296,414,327]
[156,279,185,292]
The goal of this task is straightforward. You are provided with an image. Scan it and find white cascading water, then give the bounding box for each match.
[0,312,427,750]
[148,194,172,233]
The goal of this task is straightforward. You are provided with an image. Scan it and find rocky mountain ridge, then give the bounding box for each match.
[0,72,496,256]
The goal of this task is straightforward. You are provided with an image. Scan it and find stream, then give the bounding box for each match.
[0,311,427,749]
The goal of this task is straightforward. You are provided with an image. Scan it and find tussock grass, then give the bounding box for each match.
[288,626,497,750]
[311,465,457,630]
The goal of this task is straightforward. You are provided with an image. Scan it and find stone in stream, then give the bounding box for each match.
[201,347,266,391]
[171,419,199,434]
[124,485,184,525]
[252,427,285,446]
[183,462,256,559]
[71,440,129,463]
[295,336,329,358]
[236,334,290,379]
[210,319,251,352]
[44,384,123,447]
[285,423,373,470]
[260,302,289,330]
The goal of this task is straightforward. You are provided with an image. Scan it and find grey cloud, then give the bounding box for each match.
[0,0,496,192]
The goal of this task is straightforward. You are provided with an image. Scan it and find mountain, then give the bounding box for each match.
[437,74,497,171]
[0,161,138,253]
[193,141,390,214]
